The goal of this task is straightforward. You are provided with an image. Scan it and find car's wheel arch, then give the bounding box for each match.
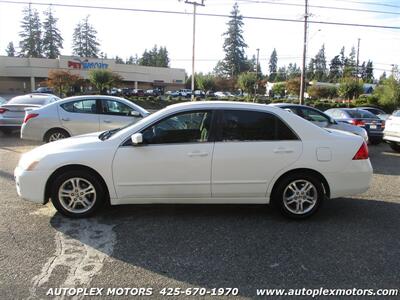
[43,127,71,142]
[269,168,330,202]
[44,164,110,205]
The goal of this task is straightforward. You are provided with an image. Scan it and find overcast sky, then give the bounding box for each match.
[0,0,399,77]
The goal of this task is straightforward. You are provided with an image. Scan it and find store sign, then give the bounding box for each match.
[68,59,108,70]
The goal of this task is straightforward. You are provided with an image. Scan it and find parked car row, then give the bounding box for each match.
[110,88,162,97]
[1,93,399,154]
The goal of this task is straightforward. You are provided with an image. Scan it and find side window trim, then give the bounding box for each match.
[60,99,99,114]
[215,109,300,142]
[121,109,217,146]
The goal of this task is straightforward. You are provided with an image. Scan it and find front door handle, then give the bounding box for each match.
[273,147,294,154]
[61,117,70,121]
[103,120,112,123]
[188,151,208,157]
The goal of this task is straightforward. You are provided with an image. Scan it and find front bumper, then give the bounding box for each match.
[14,166,48,204]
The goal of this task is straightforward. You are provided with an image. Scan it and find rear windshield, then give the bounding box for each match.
[8,97,48,105]
[393,110,400,117]
[346,110,378,119]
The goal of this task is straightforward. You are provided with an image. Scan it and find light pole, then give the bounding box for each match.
[299,0,309,105]
[253,48,260,102]
[181,0,205,101]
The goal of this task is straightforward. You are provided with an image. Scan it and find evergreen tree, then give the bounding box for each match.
[314,44,327,82]
[364,60,374,83]
[287,63,300,79]
[275,66,287,82]
[138,45,169,67]
[115,56,124,64]
[5,42,16,57]
[307,58,315,81]
[42,7,63,59]
[343,46,356,77]
[126,55,138,65]
[268,48,278,82]
[220,3,248,77]
[19,5,42,57]
[72,16,100,58]
[329,55,342,82]
[379,71,387,84]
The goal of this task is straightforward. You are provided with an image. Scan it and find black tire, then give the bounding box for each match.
[272,173,325,219]
[44,128,70,143]
[389,143,400,153]
[0,128,13,135]
[51,170,106,218]
[369,137,382,145]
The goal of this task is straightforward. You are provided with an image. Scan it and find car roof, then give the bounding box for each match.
[165,101,285,113]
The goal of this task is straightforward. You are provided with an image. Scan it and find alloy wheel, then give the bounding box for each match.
[58,177,97,214]
[282,179,318,215]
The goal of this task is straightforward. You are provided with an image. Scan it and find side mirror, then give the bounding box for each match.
[130,111,141,117]
[131,133,143,145]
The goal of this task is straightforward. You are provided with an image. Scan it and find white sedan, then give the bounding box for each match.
[383,110,400,152]
[15,101,372,219]
[21,95,149,142]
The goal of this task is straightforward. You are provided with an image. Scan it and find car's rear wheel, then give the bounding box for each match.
[389,143,400,153]
[51,170,106,218]
[44,128,70,143]
[273,173,324,219]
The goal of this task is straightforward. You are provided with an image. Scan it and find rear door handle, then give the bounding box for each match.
[103,120,112,123]
[61,117,70,121]
[273,147,294,154]
[188,151,208,157]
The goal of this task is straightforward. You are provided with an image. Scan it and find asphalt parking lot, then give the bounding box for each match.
[1,132,400,299]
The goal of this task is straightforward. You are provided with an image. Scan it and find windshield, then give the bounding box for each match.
[98,114,152,140]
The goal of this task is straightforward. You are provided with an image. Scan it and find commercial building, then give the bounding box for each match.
[0,55,186,94]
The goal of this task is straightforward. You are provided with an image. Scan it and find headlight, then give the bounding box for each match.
[25,161,39,171]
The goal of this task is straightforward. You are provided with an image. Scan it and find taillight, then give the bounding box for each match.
[381,121,385,128]
[23,113,39,123]
[353,142,369,160]
[0,108,8,114]
[350,119,365,126]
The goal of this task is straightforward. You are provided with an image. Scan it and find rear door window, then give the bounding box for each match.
[220,110,298,141]
[61,100,97,114]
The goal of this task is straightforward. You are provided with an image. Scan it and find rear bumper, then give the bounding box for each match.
[14,166,48,204]
[326,159,373,198]
[20,123,45,141]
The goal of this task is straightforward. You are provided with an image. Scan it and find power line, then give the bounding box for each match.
[1,0,400,30]
[237,0,400,16]
[328,0,400,10]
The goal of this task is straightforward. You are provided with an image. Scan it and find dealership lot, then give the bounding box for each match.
[1,133,400,299]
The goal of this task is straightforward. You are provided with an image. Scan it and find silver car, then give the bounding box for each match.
[21,95,149,142]
[0,93,59,134]
[270,104,368,142]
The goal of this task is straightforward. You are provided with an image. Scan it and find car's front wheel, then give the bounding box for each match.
[273,173,325,219]
[389,143,400,153]
[51,170,106,218]
[44,128,70,143]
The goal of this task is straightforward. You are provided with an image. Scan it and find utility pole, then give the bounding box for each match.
[181,0,205,101]
[299,0,309,105]
[253,48,260,102]
[356,38,361,78]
